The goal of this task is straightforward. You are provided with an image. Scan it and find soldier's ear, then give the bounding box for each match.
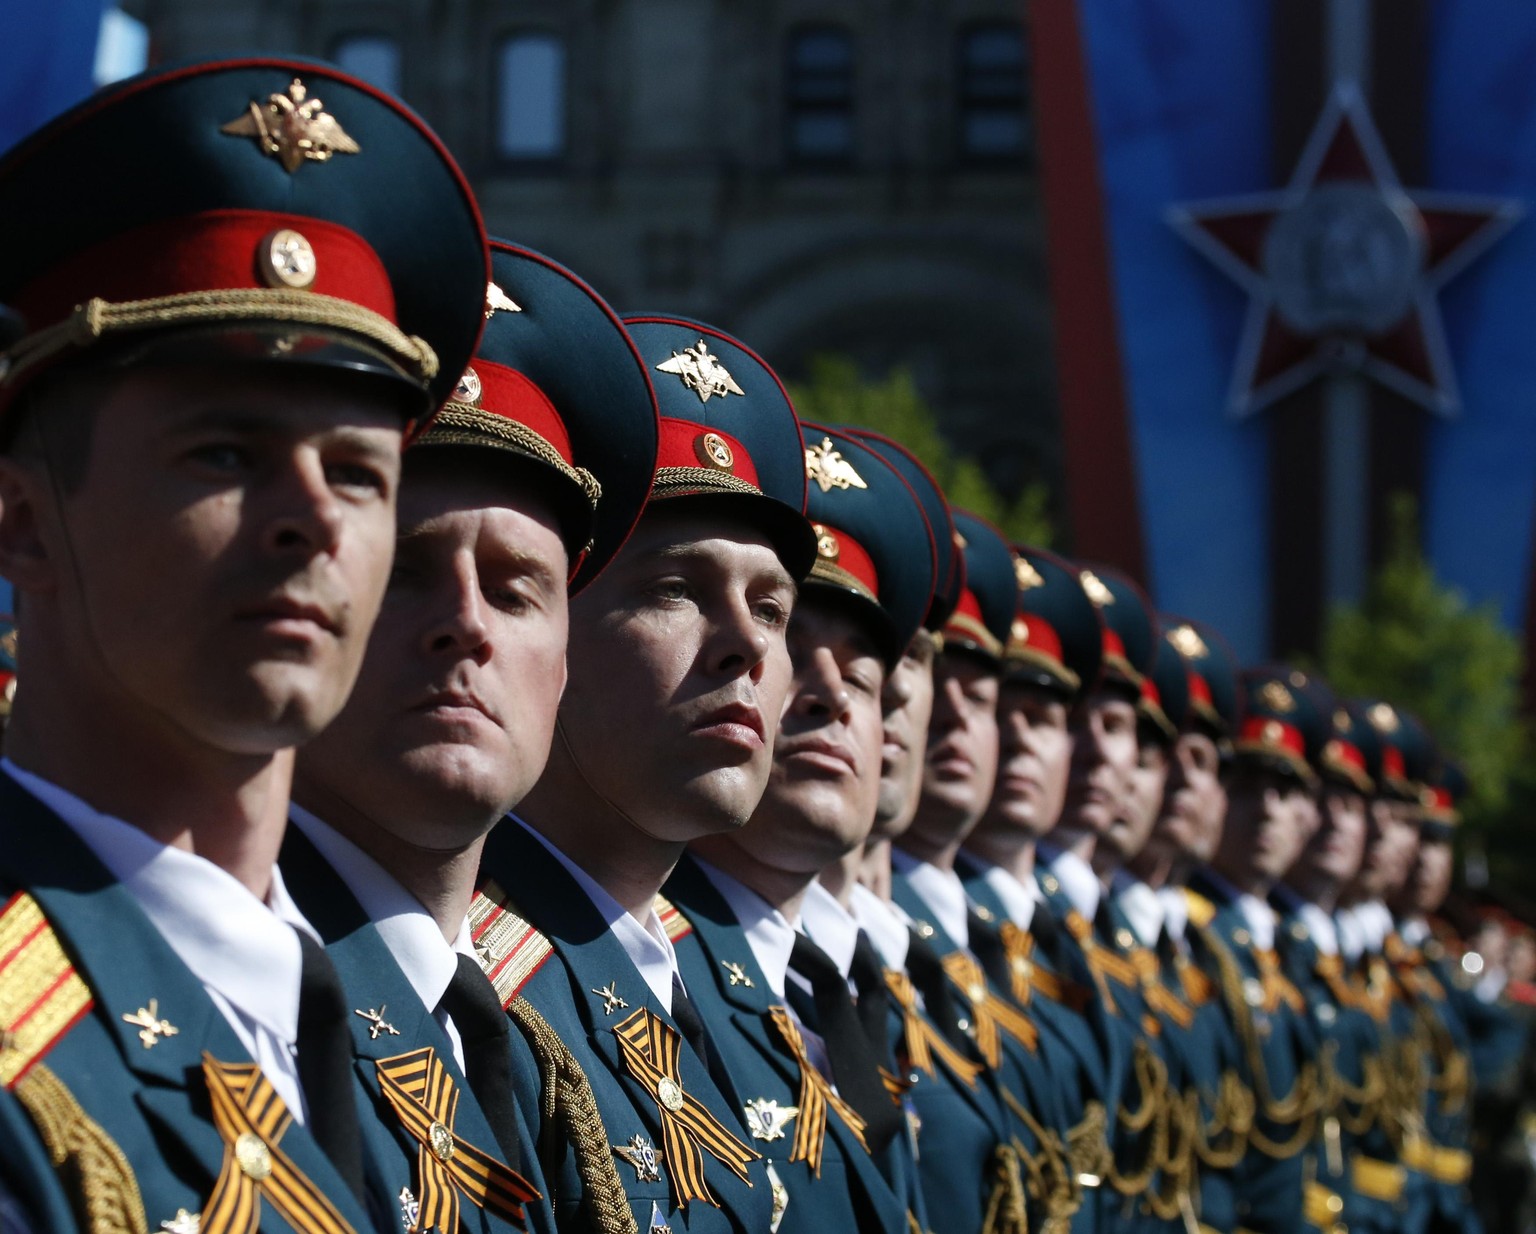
[0,453,61,597]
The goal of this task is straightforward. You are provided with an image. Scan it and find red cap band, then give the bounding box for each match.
[463,358,574,464]
[656,417,760,487]
[1008,613,1064,666]
[810,521,879,599]
[1382,747,1407,782]
[1238,716,1306,760]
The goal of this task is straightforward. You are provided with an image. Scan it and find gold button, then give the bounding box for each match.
[968,983,987,1003]
[657,1077,685,1111]
[235,1132,272,1180]
[260,228,317,289]
[694,432,734,471]
[1115,929,1136,950]
[428,1121,454,1162]
[1233,928,1251,946]
[455,366,483,407]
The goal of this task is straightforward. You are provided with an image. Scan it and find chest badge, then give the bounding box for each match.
[593,982,630,1016]
[614,1133,664,1183]
[744,1097,801,1142]
[722,961,755,988]
[122,999,179,1049]
[354,1006,400,1040]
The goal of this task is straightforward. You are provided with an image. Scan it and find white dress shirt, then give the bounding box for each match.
[289,806,478,1071]
[850,883,911,972]
[4,759,314,1122]
[515,816,680,1012]
[1158,886,1189,946]
[965,856,1040,932]
[1045,846,1101,922]
[1299,904,1341,956]
[1336,906,1366,962]
[801,881,861,991]
[1115,874,1165,949]
[1398,915,1431,948]
[891,849,971,949]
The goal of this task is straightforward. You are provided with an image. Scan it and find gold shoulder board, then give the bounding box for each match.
[469,880,554,1008]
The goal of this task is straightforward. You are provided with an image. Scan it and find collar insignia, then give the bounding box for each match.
[122,999,178,1049]
[805,437,867,493]
[354,1006,400,1040]
[655,339,744,403]
[593,982,629,1016]
[744,1097,800,1142]
[722,960,755,988]
[485,281,522,319]
[614,1133,663,1182]
[221,78,360,173]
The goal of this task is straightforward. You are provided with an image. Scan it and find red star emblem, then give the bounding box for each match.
[1169,87,1520,418]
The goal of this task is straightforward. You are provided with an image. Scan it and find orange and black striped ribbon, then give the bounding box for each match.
[612,1007,759,1209]
[1131,949,1195,1029]
[998,922,1091,1012]
[1062,912,1123,1010]
[882,970,983,1087]
[766,1005,868,1175]
[940,952,1038,1069]
[1254,950,1306,1015]
[375,1047,541,1232]
[1315,954,1361,1012]
[1174,952,1214,1006]
[200,1054,358,1234]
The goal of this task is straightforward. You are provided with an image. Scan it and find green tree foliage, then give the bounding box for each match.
[1320,494,1527,829]
[788,355,1053,547]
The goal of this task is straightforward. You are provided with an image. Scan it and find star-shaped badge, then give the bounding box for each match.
[1169,85,1519,419]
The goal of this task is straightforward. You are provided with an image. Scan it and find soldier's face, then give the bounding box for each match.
[554,504,796,841]
[1215,764,1318,885]
[1104,738,1169,864]
[1148,731,1227,865]
[1296,785,1368,889]
[980,680,1072,840]
[1057,691,1138,846]
[1357,797,1419,898]
[294,453,569,848]
[717,596,886,877]
[1407,837,1453,914]
[871,631,936,841]
[0,365,403,753]
[914,651,1000,840]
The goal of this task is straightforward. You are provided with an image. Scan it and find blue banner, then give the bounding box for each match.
[0,2,105,154]
[1424,2,1536,632]
[1074,0,1273,660]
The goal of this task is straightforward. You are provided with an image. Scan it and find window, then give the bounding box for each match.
[331,34,402,96]
[958,22,1028,161]
[496,33,566,161]
[785,25,854,164]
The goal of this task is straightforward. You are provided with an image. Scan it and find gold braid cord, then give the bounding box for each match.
[980,1142,1030,1234]
[424,405,602,507]
[649,467,762,500]
[504,997,638,1234]
[2,290,438,388]
[997,1087,1081,1230]
[1192,1071,1253,1170]
[11,1063,148,1234]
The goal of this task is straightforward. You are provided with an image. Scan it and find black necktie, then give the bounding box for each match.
[788,933,904,1153]
[967,910,1014,992]
[436,953,522,1167]
[670,973,736,1101]
[295,931,366,1201]
[848,930,895,1064]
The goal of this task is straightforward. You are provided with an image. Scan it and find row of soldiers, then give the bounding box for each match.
[0,53,1521,1234]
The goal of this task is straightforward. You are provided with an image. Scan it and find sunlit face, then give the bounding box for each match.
[0,365,404,754]
[726,595,886,877]
[1146,731,1227,865]
[910,651,999,846]
[1292,784,1368,891]
[1213,762,1319,886]
[872,631,936,840]
[295,453,569,849]
[1055,690,1138,846]
[979,679,1073,840]
[1507,933,1536,984]
[1103,737,1169,865]
[1357,796,1420,899]
[550,503,797,841]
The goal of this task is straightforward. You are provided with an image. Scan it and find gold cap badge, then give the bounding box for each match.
[1167,624,1209,660]
[1079,569,1114,607]
[454,367,483,407]
[1258,681,1296,713]
[805,437,867,493]
[813,523,840,562]
[655,340,744,403]
[485,281,522,319]
[1367,702,1400,733]
[221,78,359,173]
[259,229,316,289]
[694,432,734,471]
[1014,556,1045,590]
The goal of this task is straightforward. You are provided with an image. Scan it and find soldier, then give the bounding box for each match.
[469,317,816,1233]
[277,239,664,1233]
[0,58,485,1232]
[1185,668,1325,1234]
[832,437,1026,1234]
[664,424,935,1232]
